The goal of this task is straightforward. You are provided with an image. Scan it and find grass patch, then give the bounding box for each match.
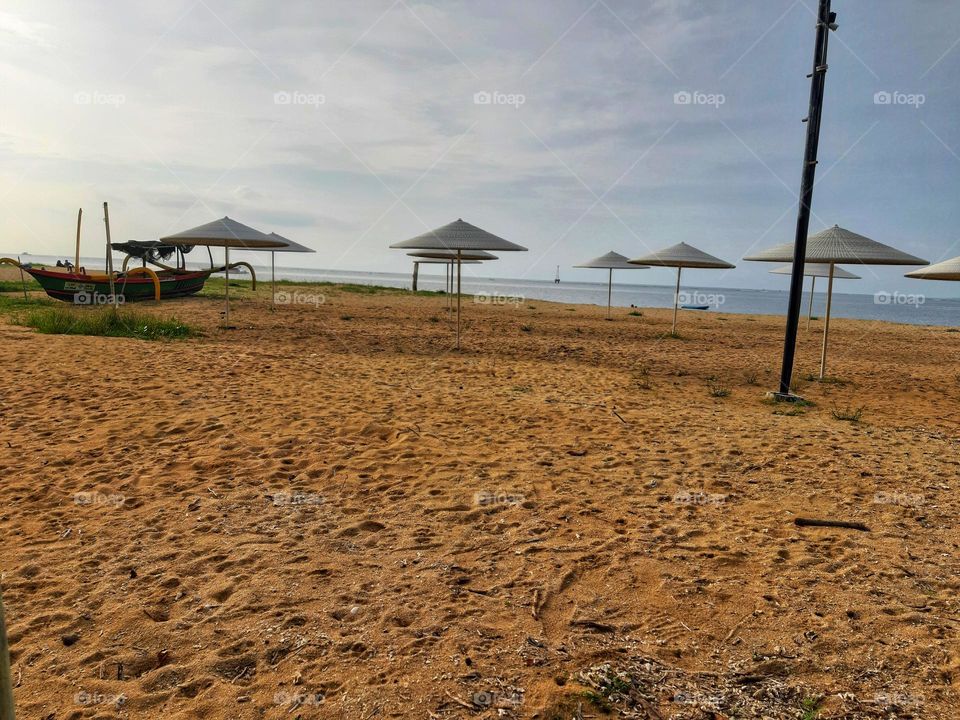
[520,324,532,333]
[202,278,443,298]
[18,306,196,340]
[744,370,759,385]
[627,310,642,317]
[801,696,823,720]
[0,278,40,293]
[427,315,440,323]
[804,373,850,386]
[0,295,56,314]
[831,405,863,423]
[660,331,683,340]
[708,382,730,398]
[340,314,353,321]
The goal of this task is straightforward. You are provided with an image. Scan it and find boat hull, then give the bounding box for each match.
[23,267,210,304]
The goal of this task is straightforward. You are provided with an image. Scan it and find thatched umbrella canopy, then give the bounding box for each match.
[905,256,960,281]
[574,251,649,319]
[161,217,283,326]
[390,219,527,348]
[628,243,735,334]
[745,225,927,378]
[770,263,860,330]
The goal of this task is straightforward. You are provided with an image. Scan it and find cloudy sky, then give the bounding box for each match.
[1,0,958,295]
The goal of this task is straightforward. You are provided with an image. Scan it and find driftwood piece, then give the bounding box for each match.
[794,517,870,532]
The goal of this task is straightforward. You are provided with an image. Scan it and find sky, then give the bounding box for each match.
[1,0,959,296]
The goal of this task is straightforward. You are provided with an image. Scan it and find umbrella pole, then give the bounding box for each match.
[807,276,816,330]
[74,208,82,270]
[103,202,118,309]
[412,261,419,292]
[456,251,462,349]
[271,251,276,309]
[0,586,14,720]
[819,263,835,379]
[224,246,230,327]
[672,266,681,334]
[607,268,613,319]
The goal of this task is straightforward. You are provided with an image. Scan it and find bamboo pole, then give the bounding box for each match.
[819,263,835,379]
[103,203,118,308]
[806,275,816,330]
[15,257,27,301]
[0,586,15,720]
[672,266,682,335]
[74,208,82,269]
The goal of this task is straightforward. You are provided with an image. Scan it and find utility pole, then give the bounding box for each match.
[774,0,838,399]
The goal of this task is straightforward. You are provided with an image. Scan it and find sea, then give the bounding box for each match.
[10,254,958,327]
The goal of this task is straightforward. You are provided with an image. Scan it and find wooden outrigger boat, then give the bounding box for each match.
[4,262,211,303]
[1,239,255,305]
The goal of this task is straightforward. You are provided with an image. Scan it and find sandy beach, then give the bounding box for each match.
[1,280,958,719]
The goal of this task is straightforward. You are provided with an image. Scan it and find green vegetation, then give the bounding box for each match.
[0,295,55,314]
[17,306,196,340]
[708,382,731,398]
[831,405,864,423]
[520,324,533,332]
[801,696,822,720]
[0,278,40,293]
[200,277,443,298]
[804,373,850,386]
[627,310,642,317]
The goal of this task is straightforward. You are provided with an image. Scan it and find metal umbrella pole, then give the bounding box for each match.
[776,0,836,397]
[271,251,276,308]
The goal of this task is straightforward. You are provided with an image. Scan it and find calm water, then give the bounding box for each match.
[261,266,958,328]
[13,254,958,327]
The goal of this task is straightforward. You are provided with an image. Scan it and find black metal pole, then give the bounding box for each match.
[777,0,835,397]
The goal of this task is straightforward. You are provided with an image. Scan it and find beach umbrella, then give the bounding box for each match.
[407,250,492,305]
[407,255,482,306]
[905,255,960,281]
[261,233,315,308]
[390,219,527,349]
[745,225,927,378]
[627,242,735,334]
[770,263,860,330]
[161,217,283,326]
[575,251,649,319]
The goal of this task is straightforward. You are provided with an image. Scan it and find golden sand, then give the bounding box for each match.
[1,282,958,718]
